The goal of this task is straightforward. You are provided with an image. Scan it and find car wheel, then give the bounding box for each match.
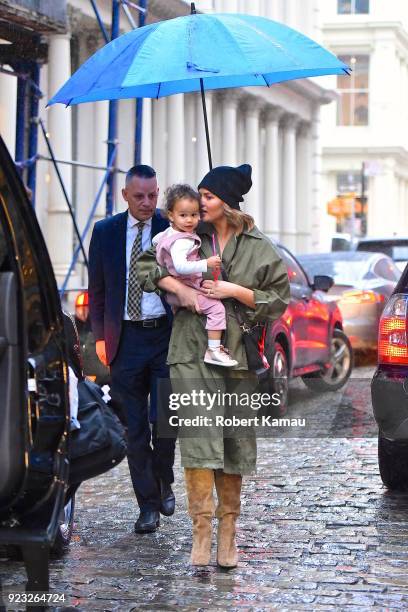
[302,329,353,392]
[51,494,75,557]
[378,433,408,491]
[267,341,289,415]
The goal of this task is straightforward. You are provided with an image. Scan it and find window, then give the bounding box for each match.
[337,55,369,126]
[338,0,369,14]
[279,248,309,286]
[373,258,401,282]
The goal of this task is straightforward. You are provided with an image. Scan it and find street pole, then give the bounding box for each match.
[350,192,356,245]
[361,161,367,236]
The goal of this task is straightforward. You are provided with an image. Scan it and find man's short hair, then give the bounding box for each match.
[126,165,156,184]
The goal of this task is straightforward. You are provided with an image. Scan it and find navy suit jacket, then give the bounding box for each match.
[88,209,170,364]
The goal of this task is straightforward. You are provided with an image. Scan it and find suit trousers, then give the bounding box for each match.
[110,320,175,512]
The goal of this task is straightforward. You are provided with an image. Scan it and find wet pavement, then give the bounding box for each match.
[3,365,408,610]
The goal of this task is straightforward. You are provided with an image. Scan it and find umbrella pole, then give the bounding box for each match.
[199,78,212,170]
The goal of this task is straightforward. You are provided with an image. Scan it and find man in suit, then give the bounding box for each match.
[88,164,175,534]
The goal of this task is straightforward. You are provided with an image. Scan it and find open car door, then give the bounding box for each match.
[0,136,70,594]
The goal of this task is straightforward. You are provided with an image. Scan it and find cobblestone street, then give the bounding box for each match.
[4,366,408,610]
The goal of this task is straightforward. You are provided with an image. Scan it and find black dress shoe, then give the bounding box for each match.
[159,481,175,516]
[134,511,160,533]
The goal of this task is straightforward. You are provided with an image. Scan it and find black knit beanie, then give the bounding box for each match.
[197,164,252,210]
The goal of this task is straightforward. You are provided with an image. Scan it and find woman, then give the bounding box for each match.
[138,164,290,568]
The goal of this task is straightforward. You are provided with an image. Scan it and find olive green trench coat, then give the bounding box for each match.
[138,222,290,475]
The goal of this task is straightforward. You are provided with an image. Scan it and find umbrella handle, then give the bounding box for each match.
[200,78,213,170]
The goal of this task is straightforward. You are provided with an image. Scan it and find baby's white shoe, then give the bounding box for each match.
[204,346,238,367]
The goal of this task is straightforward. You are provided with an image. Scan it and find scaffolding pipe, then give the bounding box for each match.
[37,154,126,173]
[38,118,89,269]
[122,0,146,13]
[15,68,27,174]
[121,0,137,29]
[27,62,40,206]
[135,0,147,164]
[89,0,110,44]
[106,0,120,216]
[60,146,117,295]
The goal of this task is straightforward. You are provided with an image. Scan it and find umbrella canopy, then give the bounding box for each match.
[48,12,349,106]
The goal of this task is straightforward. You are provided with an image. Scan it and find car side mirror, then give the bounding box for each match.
[313,275,334,292]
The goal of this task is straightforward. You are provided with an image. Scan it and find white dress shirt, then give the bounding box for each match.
[123,211,166,320]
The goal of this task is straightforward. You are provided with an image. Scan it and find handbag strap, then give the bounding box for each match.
[221,266,264,332]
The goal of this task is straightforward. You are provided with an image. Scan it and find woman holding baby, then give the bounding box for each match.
[138,163,289,568]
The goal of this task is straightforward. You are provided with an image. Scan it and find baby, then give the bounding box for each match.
[153,184,237,367]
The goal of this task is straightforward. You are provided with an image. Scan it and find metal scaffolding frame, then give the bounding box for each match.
[4,0,148,295]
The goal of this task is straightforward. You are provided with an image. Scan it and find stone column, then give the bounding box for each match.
[141,98,152,166]
[212,94,222,168]
[152,97,167,188]
[245,0,261,15]
[311,105,323,251]
[266,0,280,19]
[93,100,109,221]
[285,0,297,27]
[184,94,196,185]
[167,94,185,183]
[75,28,107,271]
[243,96,262,224]
[47,33,74,284]
[368,158,397,235]
[264,105,284,240]
[0,68,17,154]
[221,91,239,166]
[218,0,238,10]
[281,113,299,252]
[196,91,212,184]
[296,122,312,253]
[404,61,408,130]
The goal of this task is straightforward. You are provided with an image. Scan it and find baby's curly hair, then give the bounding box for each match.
[163,184,201,213]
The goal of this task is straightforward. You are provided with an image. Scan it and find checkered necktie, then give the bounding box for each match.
[127,221,145,320]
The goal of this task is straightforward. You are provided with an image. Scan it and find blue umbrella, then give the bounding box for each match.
[49,3,349,167]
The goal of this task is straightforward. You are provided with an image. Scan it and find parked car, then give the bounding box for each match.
[0,137,125,591]
[356,237,408,271]
[298,251,400,351]
[0,137,70,590]
[263,244,353,412]
[371,264,408,490]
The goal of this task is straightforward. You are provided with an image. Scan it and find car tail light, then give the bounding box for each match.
[75,291,89,322]
[339,289,384,305]
[75,291,88,307]
[378,294,408,365]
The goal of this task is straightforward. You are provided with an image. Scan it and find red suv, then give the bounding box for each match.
[264,245,353,411]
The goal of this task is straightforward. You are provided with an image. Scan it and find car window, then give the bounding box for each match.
[393,245,408,262]
[299,257,369,283]
[373,258,401,282]
[279,248,309,286]
[357,240,408,263]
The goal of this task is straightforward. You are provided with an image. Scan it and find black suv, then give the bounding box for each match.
[0,137,71,591]
[372,265,408,490]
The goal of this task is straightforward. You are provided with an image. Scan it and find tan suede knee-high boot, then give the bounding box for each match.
[184,468,215,565]
[215,470,242,568]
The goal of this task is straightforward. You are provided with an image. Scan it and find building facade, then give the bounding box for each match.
[320,0,408,244]
[0,0,335,287]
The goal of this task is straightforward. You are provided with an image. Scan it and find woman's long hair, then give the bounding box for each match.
[223,204,255,235]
